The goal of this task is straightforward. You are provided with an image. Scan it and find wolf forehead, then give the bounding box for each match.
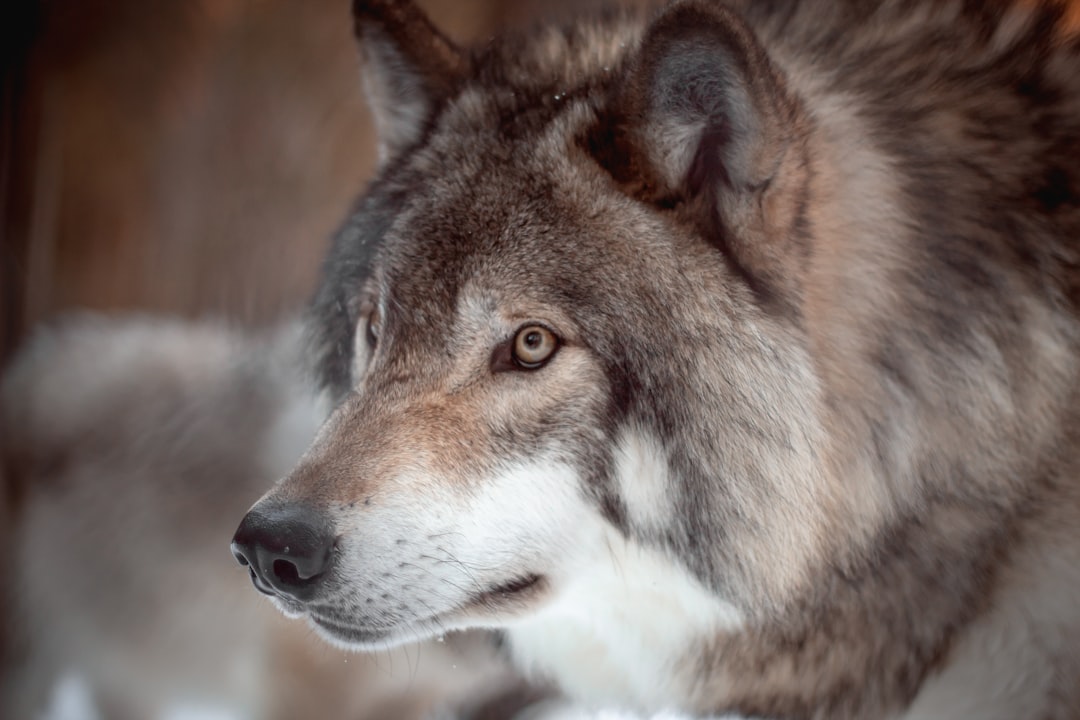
[309,12,656,396]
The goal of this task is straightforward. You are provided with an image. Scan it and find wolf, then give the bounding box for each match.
[232,0,1080,717]
[0,315,529,720]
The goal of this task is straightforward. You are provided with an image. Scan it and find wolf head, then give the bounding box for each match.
[227,0,1080,715]
[231,0,831,651]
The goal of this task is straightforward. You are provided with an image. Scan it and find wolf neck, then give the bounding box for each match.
[504,527,743,713]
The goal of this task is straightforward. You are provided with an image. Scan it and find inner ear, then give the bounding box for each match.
[353,0,470,165]
[619,1,800,202]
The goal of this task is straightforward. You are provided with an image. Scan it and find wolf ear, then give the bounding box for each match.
[624,1,799,198]
[617,2,809,303]
[353,0,468,164]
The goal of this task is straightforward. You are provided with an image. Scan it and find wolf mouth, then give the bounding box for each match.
[308,573,546,646]
[470,573,544,607]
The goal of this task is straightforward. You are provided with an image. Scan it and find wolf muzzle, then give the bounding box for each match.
[231,504,335,602]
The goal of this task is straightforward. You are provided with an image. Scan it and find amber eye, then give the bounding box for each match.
[512,325,558,369]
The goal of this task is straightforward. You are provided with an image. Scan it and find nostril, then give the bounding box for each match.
[273,558,304,587]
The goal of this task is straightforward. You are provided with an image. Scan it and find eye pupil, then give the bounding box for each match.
[505,325,558,371]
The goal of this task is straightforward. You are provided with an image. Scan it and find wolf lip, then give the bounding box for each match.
[309,614,388,644]
[473,573,544,605]
[493,574,542,595]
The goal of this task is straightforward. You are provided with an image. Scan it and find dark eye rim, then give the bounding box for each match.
[491,324,561,373]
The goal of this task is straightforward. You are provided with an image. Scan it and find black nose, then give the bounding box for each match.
[231,504,335,602]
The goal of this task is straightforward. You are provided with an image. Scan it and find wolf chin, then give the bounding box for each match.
[232,1,1080,717]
